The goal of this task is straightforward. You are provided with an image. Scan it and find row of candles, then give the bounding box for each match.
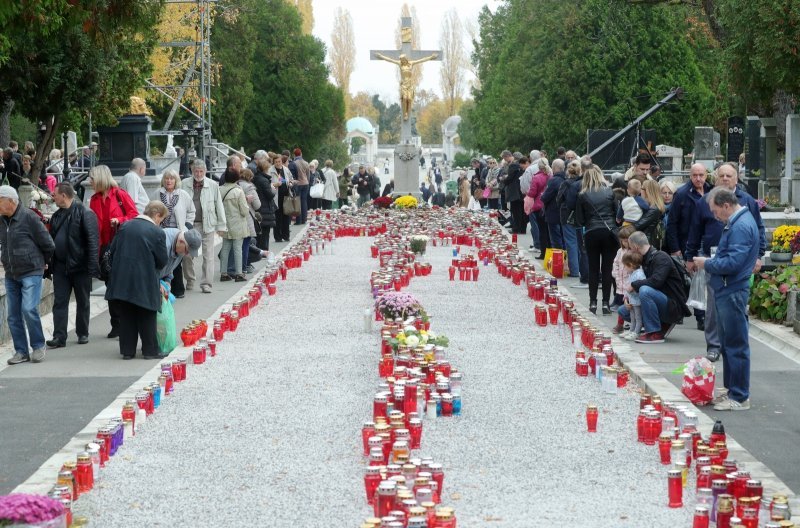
[361,232,463,527]
[460,210,797,528]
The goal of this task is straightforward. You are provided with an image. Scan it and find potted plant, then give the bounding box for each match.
[409,235,429,255]
[749,265,800,322]
[770,244,793,263]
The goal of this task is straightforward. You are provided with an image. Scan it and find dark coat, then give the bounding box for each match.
[634,206,665,250]
[541,171,566,225]
[105,217,168,312]
[49,201,100,277]
[503,162,523,202]
[631,247,691,324]
[253,170,277,227]
[575,187,617,234]
[0,204,55,280]
[665,181,711,254]
[2,156,22,189]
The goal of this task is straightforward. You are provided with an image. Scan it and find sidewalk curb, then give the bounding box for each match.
[12,227,308,496]
[749,318,800,366]
[548,271,799,506]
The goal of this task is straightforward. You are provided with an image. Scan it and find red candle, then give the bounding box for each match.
[586,404,598,432]
[361,422,375,456]
[547,303,559,324]
[448,266,455,281]
[267,283,277,296]
[364,466,382,505]
[668,469,683,507]
[692,506,710,528]
[408,418,422,449]
[373,393,388,420]
[658,434,672,465]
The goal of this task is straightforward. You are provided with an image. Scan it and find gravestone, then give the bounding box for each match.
[783,114,800,208]
[693,126,716,170]
[760,118,779,200]
[727,117,744,163]
[371,17,441,198]
[745,116,761,197]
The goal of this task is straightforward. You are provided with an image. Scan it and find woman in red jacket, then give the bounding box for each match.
[88,165,138,339]
[526,158,552,259]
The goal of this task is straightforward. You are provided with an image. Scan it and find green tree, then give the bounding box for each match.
[0,0,164,176]
[238,0,344,156]
[211,1,257,145]
[372,94,401,144]
[462,0,720,155]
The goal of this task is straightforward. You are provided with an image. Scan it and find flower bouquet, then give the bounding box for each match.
[373,196,393,209]
[394,195,418,209]
[389,326,450,351]
[0,495,65,528]
[409,235,429,255]
[375,292,423,320]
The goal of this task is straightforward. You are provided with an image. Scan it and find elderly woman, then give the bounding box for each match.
[321,159,339,210]
[105,201,168,359]
[253,157,277,249]
[526,158,552,257]
[575,164,619,315]
[158,169,195,297]
[218,169,250,281]
[89,165,138,337]
[308,159,324,210]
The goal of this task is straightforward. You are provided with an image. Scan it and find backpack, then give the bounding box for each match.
[556,179,573,224]
[670,255,691,297]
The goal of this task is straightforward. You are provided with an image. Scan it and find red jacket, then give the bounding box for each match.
[526,170,549,212]
[90,187,138,247]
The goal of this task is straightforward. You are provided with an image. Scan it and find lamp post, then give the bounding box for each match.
[194,120,205,164]
[61,132,71,184]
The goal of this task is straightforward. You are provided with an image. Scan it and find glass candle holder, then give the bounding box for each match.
[586,404,598,432]
[668,469,683,508]
[692,506,710,528]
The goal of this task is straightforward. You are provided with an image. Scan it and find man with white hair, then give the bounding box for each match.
[119,158,150,214]
[248,150,268,173]
[0,186,55,364]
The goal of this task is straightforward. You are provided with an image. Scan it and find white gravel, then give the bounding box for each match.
[75,227,698,527]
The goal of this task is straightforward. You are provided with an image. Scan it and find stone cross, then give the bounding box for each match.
[371,17,441,142]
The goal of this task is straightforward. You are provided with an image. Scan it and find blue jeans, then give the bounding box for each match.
[617,285,668,333]
[528,211,541,249]
[5,275,45,356]
[562,223,582,278]
[715,289,750,402]
[295,184,309,224]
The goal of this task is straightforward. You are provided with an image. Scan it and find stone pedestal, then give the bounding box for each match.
[786,115,800,208]
[97,114,156,177]
[392,144,421,198]
[745,116,761,196]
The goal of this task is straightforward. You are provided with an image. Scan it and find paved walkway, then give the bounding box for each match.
[0,238,291,494]
[513,229,800,494]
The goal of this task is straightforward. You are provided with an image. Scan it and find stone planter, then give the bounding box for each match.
[771,252,793,264]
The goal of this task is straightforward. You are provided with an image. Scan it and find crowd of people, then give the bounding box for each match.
[0,137,769,411]
[450,148,764,411]
[0,144,346,364]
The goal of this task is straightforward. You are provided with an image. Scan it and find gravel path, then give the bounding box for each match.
[75,234,696,527]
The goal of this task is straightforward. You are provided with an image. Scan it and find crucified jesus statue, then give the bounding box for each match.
[373,52,439,121]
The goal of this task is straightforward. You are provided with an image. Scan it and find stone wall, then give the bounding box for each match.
[0,280,55,345]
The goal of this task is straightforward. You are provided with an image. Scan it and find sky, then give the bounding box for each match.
[312,0,501,104]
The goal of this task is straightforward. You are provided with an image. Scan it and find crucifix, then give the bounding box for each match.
[371,17,441,140]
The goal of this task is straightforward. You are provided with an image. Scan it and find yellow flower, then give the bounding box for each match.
[773,225,800,247]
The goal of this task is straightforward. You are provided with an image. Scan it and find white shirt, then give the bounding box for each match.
[119,170,149,214]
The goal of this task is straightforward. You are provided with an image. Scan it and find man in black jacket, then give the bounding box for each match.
[541,159,566,249]
[47,183,100,348]
[0,186,55,364]
[621,231,691,344]
[1,148,22,189]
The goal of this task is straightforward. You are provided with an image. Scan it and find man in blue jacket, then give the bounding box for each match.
[666,163,712,329]
[693,186,759,411]
[685,163,765,362]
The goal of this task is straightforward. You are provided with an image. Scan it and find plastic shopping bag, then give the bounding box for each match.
[687,268,706,311]
[680,357,715,405]
[156,297,178,356]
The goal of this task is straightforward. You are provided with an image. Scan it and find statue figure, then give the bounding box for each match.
[373,52,438,121]
[128,96,152,116]
[164,134,177,158]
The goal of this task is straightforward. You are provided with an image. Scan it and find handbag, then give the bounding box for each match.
[99,243,113,282]
[310,182,325,199]
[482,186,491,199]
[473,188,483,201]
[282,189,301,216]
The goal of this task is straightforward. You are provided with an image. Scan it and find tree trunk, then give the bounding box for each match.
[31,115,61,181]
[0,99,13,148]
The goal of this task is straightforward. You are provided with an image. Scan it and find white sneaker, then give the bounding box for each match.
[31,347,46,363]
[711,388,729,405]
[713,398,750,411]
